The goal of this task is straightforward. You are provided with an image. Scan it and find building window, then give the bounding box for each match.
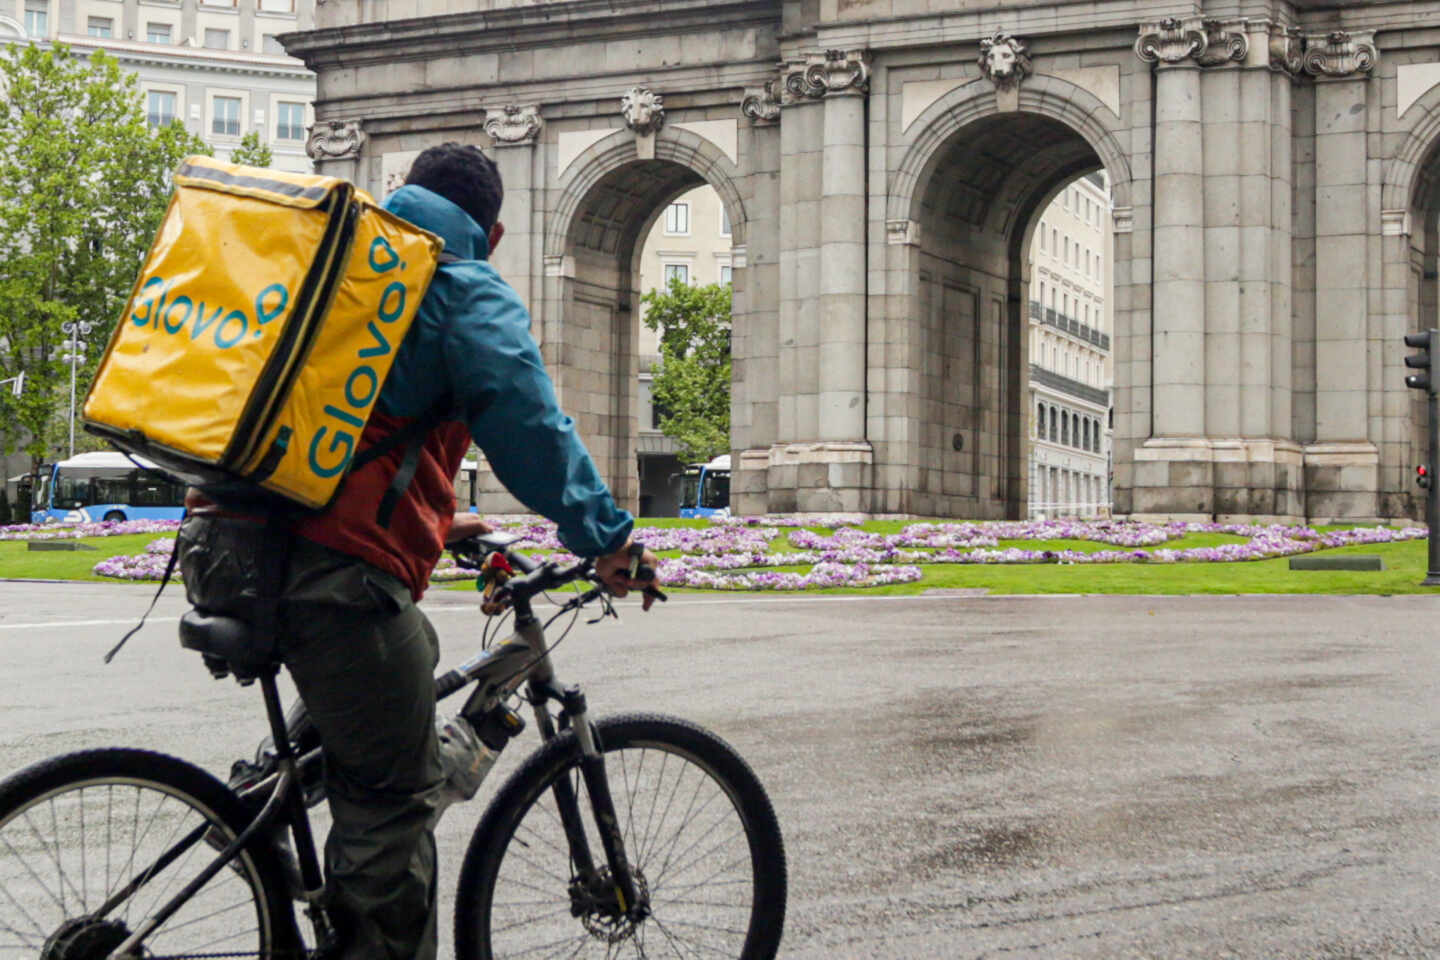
[262,34,286,54]
[1083,420,1091,451]
[204,28,230,50]
[87,15,112,36]
[1049,406,1058,442]
[1039,221,1047,251]
[720,206,731,237]
[663,263,689,286]
[275,101,305,140]
[664,202,689,235]
[259,0,295,11]
[212,96,242,136]
[720,265,733,285]
[146,22,172,43]
[23,0,47,35]
[146,90,177,128]
[1037,405,1045,439]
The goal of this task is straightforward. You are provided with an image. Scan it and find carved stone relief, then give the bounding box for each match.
[1134,17,1207,65]
[1194,20,1248,68]
[484,105,543,146]
[785,50,870,100]
[305,119,365,162]
[740,79,782,124]
[1302,31,1377,79]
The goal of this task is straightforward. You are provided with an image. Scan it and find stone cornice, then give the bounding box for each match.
[283,0,778,69]
[51,33,313,79]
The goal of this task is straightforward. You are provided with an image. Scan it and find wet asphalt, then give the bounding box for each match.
[2,582,1439,958]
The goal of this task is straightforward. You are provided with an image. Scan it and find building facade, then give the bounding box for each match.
[282,4,1440,524]
[1028,173,1113,519]
[3,0,316,173]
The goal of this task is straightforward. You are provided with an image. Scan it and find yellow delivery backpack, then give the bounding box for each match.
[83,155,446,512]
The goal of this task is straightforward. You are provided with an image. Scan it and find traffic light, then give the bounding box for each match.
[1418,465,1430,489]
[1405,330,1434,392]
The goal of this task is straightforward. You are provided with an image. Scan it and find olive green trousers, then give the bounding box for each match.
[178,516,443,960]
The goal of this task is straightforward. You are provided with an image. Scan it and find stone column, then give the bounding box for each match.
[1302,30,1379,521]
[816,52,868,441]
[305,119,366,182]
[734,81,784,516]
[484,106,544,315]
[1137,19,1207,439]
[765,51,874,514]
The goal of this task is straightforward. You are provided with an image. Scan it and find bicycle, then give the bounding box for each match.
[0,533,787,959]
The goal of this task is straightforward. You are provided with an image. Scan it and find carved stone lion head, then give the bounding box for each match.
[621,87,665,136]
[978,33,1032,89]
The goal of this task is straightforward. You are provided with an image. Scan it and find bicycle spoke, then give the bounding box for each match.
[0,770,272,958]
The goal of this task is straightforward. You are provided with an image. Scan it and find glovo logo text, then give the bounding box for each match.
[130,277,290,350]
[307,236,412,479]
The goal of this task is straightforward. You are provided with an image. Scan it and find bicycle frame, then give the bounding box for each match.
[104,562,646,959]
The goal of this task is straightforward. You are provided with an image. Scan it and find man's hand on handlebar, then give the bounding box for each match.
[595,539,663,611]
[446,512,494,544]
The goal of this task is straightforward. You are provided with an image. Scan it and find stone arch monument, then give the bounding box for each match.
[284,4,1440,523]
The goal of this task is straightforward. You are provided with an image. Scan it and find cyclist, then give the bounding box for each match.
[176,142,659,960]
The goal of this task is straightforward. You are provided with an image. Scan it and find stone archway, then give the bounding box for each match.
[542,127,748,513]
[875,81,1131,519]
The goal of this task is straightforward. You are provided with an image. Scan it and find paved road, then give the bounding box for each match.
[2,582,1440,958]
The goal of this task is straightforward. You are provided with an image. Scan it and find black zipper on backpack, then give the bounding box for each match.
[225,191,359,471]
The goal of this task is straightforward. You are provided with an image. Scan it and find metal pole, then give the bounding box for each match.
[1427,358,1440,585]
[68,345,77,459]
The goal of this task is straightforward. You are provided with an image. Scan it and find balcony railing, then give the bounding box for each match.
[1028,301,1111,353]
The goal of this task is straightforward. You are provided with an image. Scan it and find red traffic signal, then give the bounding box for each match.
[1418,465,1431,489]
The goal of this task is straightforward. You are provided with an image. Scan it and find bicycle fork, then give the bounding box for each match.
[528,677,646,924]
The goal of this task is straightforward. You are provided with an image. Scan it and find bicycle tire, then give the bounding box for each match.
[455,712,786,960]
[0,747,298,959]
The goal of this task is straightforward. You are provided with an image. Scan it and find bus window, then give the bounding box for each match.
[700,470,730,509]
[679,468,701,511]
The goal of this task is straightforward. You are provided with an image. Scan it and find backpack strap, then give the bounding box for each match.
[348,397,456,528]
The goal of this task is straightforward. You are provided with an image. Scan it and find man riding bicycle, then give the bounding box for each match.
[176,142,660,960]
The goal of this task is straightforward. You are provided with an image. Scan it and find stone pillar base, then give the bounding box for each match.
[1303,442,1382,524]
[763,441,873,514]
[731,448,772,517]
[1122,437,1306,523]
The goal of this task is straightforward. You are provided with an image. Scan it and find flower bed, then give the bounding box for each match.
[1,519,181,541]
[86,517,1430,591]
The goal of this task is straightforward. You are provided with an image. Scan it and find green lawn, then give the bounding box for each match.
[0,533,170,583]
[4,522,1439,596]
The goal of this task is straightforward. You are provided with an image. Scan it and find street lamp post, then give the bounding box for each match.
[60,320,93,458]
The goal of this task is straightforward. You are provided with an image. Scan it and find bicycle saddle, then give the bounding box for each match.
[179,609,279,684]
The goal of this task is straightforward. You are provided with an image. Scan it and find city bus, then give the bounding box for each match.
[30,451,187,524]
[678,453,731,518]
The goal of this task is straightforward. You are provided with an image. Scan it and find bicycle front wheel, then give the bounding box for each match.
[455,712,787,960]
[0,748,293,959]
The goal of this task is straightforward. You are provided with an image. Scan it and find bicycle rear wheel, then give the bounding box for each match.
[455,712,786,960]
[0,748,294,959]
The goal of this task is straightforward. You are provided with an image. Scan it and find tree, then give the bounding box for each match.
[229,129,272,168]
[640,278,732,464]
[0,43,210,468]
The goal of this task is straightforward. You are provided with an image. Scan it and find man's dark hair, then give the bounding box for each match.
[405,142,504,231]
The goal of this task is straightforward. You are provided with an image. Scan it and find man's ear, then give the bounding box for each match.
[488,222,505,254]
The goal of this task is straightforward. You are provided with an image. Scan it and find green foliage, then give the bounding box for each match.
[640,278,732,464]
[0,43,209,466]
[228,129,272,168]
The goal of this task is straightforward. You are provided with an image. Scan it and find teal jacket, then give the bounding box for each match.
[374,184,633,558]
